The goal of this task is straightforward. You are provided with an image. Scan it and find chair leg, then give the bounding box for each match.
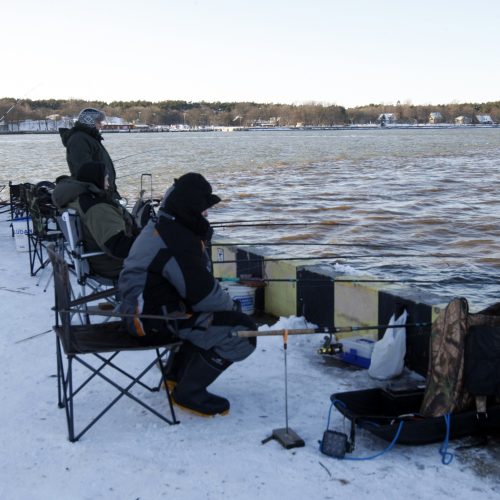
[57,349,77,442]
[56,338,64,409]
[29,236,46,276]
[67,356,76,442]
[57,347,180,442]
[93,352,160,392]
[155,347,180,424]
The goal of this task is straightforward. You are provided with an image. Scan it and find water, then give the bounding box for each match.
[1,128,499,310]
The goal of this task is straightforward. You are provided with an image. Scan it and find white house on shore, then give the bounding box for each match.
[429,112,443,124]
[475,114,494,125]
[455,115,472,125]
[377,113,396,125]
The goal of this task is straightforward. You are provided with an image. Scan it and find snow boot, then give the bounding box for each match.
[172,349,232,416]
[162,342,197,391]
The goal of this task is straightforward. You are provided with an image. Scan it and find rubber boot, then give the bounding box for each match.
[163,342,196,391]
[172,349,232,416]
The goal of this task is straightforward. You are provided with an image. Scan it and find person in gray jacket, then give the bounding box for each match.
[119,173,256,416]
[59,108,120,199]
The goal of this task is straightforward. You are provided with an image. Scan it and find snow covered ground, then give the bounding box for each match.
[0,210,499,500]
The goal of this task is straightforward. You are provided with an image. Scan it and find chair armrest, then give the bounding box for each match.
[69,287,120,307]
[57,306,191,322]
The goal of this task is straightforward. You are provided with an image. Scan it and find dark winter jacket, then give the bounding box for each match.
[52,163,135,279]
[59,123,118,196]
[119,173,232,335]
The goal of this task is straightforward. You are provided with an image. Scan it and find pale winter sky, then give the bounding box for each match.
[2,0,499,107]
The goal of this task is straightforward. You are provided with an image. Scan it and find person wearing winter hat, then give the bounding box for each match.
[119,173,256,416]
[52,161,137,279]
[59,108,120,199]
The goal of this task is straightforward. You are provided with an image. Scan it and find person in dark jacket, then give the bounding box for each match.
[52,161,136,279]
[59,108,120,199]
[119,173,256,416]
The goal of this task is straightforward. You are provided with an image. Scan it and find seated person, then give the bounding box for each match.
[119,173,256,416]
[52,161,137,279]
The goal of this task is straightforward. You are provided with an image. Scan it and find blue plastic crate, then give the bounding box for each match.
[340,350,371,369]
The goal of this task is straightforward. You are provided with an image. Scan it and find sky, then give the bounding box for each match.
[2,0,499,107]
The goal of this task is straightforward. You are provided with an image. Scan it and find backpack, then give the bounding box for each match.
[465,303,500,397]
[420,297,472,417]
[34,181,56,216]
[421,298,500,418]
[131,196,157,229]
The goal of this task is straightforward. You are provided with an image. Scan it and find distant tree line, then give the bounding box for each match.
[1,97,499,126]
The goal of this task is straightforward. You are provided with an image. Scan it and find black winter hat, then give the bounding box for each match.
[76,161,107,189]
[171,172,221,210]
[77,108,106,127]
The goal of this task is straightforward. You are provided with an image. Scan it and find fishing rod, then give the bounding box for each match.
[218,277,500,285]
[212,241,411,250]
[212,218,280,225]
[233,321,432,338]
[14,329,52,344]
[215,253,464,264]
[212,221,350,228]
[211,218,344,225]
[0,84,41,123]
[114,148,170,166]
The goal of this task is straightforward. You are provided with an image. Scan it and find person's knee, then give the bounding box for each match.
[213,333,256,363]
[212,310,258,348]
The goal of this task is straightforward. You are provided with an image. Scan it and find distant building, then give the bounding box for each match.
[455,115,472,125]
[6,117,73,132]
[475,114,494,125]
[377,113,396,125]
[251,118,280,127]
[101,116,132,131]
[429,112,443,124]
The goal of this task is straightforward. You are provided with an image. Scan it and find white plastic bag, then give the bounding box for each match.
[368,310,408,380]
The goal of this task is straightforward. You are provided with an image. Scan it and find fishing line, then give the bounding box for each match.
[0,84,42,122]
[114,147,170,166]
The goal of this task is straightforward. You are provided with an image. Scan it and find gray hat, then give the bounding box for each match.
[77,108,106,127]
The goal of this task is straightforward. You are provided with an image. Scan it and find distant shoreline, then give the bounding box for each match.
[1,124,499,135]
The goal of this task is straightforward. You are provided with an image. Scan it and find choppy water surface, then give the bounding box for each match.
[1,129,499,310]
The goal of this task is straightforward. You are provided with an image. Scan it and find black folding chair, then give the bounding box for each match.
[25,184,62,276]
[48,245,188,442]
[7,181,31,236]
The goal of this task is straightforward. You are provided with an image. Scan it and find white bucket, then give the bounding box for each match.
[222,283,256,315]
[12,217,32,252]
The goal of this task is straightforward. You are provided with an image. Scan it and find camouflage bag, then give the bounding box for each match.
[420,297,473,417]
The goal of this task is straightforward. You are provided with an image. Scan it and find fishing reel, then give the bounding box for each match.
[318,333,343,356]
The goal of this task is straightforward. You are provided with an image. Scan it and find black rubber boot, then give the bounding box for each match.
[172,350,232,416]
[164,342,197,390]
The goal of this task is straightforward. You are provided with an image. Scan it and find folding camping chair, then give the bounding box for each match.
[57,209,116,304]
[7,182,31,236]
[0,183,10,215]
[48,245,188,442]
[25,184,62,276]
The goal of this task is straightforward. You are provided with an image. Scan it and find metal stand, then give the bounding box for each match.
[262,330,305,449]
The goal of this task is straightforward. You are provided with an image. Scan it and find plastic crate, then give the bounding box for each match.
[339,337,375,369]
